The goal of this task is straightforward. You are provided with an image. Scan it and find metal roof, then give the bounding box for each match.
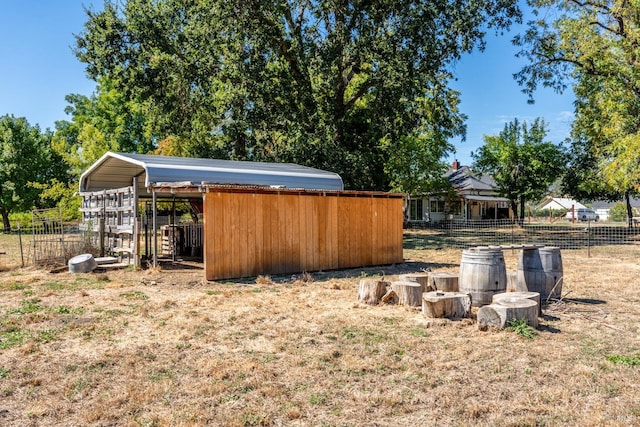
[79,152,344,195]
[444,166,496,192]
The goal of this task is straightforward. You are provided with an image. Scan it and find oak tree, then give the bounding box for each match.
[75,0,521,190]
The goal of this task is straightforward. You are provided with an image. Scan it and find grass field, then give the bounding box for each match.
[0,233,639,426]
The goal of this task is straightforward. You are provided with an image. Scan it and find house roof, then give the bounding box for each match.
[591,197,640,209]
[444,166,496,193]
[536,197,587,211]
[79,152,344,196]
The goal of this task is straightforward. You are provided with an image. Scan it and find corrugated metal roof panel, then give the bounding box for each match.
[80,152,344,193]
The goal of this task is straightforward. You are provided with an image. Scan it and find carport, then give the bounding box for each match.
[79,152,403,279]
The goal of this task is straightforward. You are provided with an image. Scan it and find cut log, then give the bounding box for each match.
[477,299,539,331]
[422,291,471,319]
[493,291,541,316]
[391,280,425,307]
[380,288,398,305]
[399,273,433,291]
[357,279,389,305]
[428,272,459,292]
[506,271,527,292]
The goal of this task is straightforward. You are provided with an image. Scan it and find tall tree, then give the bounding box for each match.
[0,116,67,230]
[53,76,157,178]
[514,0,640,227]
[75,0,521,190]
[472,118,566,222]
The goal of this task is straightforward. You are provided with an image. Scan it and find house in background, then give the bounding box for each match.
[591,198,640,222]
[535,197,587,212]
[407,161,511,224]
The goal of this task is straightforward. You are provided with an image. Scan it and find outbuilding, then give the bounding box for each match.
[79,152,403,280]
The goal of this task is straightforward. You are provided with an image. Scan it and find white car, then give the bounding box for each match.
[566,208,599,222]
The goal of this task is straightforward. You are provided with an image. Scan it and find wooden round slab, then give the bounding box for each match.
[422,291,471,319]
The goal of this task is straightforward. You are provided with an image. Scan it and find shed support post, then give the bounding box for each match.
[132,176,139,268]
[172,195,176,262]
[152,188,158,268]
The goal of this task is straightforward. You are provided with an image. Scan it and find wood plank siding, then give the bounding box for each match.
[203,188,403,280]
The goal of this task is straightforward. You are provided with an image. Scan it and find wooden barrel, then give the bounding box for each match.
[517,246,563,302]
[539,246,563,299]
[459,248,507,307]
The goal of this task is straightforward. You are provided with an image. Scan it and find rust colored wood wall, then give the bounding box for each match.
[203,189,403,280]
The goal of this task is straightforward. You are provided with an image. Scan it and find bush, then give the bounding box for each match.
[609,203,628,222]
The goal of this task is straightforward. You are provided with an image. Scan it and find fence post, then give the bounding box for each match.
[99,218,105,257]
[511,221,514,246]
[18,223,24,268]
[587,219,591,257]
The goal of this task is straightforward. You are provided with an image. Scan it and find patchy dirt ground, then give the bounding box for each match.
[0,238,639,426]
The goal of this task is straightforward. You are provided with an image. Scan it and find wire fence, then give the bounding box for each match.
[1,223,89,268]
[404,219,640,251]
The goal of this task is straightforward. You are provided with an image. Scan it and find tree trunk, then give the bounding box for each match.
[477,298,538,331]
[357,279,389,305]
[509,199,518,224]
[492,291,541,316]
[391,281,425,307]
[422,291,471,319]
[519,195,526,225]
[399,273,433,291]
[428,272,459,292]
[0,206,10,232]
[626,190,633,229]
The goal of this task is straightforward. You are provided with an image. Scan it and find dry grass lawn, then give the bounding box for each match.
[0,234,639,426]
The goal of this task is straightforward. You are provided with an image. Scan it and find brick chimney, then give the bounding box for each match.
[451,159,460,171]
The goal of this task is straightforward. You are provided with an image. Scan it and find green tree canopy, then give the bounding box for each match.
[75,0,521,190]
[514,0,640,226]
[0,115,68,230]
[53,76,157,178]
[472,118,566,221]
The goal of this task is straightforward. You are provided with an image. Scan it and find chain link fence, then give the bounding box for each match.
[404,219,640,251]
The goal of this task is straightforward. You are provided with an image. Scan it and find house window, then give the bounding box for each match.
[430,200,445,213]
[409,199,424,221]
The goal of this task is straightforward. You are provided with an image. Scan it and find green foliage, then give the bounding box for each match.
[0,329,26,350]
[75,0,521,190]
[0,115,69,231]
[515,0,640,210]
[506,318,537,339]
[473,118,566,219]
[119,291,148,300]
[609,203,629,222]
[54,76,157,179]
[9,298,43,315]
[606,354,640,367]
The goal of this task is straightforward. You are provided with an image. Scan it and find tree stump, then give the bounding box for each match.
[399,273,433,291]
[380,288,399,305]
[391,281,425,307]
[477,298,539,331]
[506,271,527,292]
[422,291,471,319]
[428,272,459,292]
[493,291,541,316]
[357,279,389,305]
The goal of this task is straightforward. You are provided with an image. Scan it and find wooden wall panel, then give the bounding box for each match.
[204,189,403,281]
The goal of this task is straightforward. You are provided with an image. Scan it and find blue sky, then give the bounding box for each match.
[0,1,575,166]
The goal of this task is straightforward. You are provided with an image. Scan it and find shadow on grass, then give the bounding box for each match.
[220,260,460,284]
[563,297,607,305]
